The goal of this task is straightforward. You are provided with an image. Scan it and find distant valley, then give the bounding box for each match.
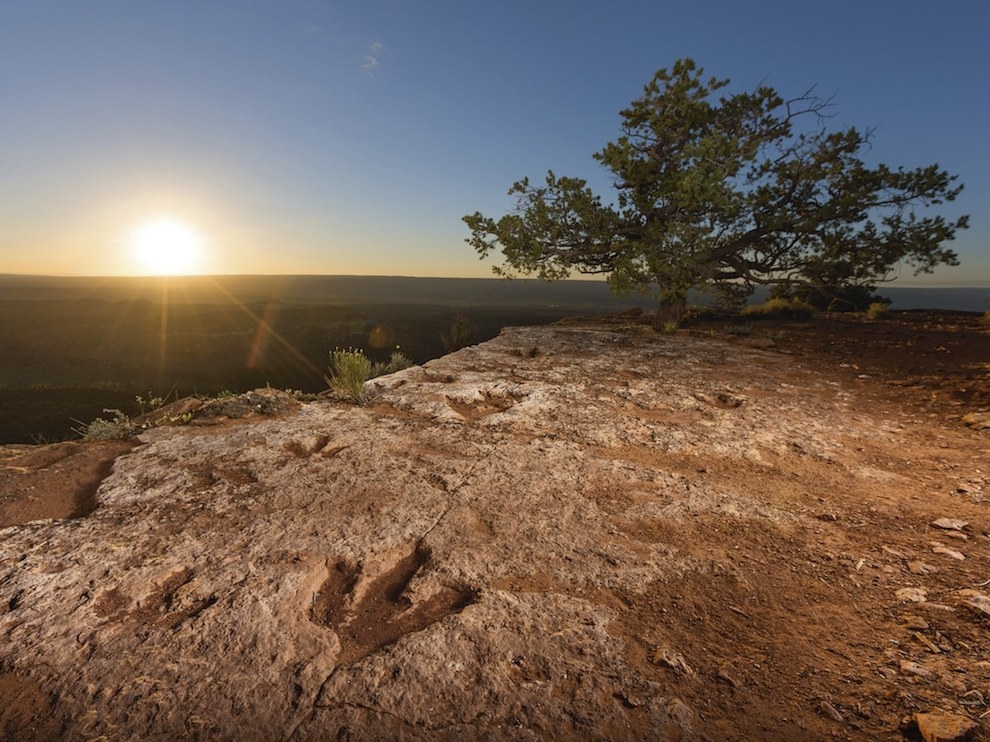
[0,274,986,443]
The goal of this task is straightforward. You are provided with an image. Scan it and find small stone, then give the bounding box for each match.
[932,518,969,531]
[820,700,845,722]
[175,397,204,415]
[897,587,928,603]
[652,648,695,676]
[943,531,970,541]
[909,561,939,575]
[932,546,965,560]
[903,615,930,630]
[614,690,643,708]
[962,412,990,430]
[716,664,739,687]
[919,603,955,612]
[914,711,979,742]
[956,591,990,618]
[665,697,695,731]
[900,660,933,678]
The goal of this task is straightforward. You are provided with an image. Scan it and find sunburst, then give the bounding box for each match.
[130,217,204,275]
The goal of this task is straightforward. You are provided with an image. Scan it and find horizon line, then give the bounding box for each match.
[1,272,988,290]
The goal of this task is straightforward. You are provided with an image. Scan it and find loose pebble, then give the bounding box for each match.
[931,518,968,531]
[903,615,930,630]
[820,700,844,722]
[956,590,990,618]
[932,546,965,561]
[909,561,939,575]
[900,660,933,678]
[896,587,928,603]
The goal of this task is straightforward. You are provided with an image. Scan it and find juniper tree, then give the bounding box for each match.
[464,58,967,325]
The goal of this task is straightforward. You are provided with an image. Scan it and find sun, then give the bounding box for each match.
[130,217,205,275]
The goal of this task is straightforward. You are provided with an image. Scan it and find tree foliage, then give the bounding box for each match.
[464,59,968,324]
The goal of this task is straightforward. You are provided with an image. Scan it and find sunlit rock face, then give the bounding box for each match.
[1,322,987,741]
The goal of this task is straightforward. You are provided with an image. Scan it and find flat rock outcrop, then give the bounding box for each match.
[1,323,987,740]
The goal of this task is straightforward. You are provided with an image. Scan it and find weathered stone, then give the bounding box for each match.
[914,711,979,742]
[944,530,970,541]
[903,615,930,630]
[932,545,966,560]
[961,412,990,430]
[897,587,929,603]
[900,660,933,678]
[820,699,845,722]
[909,560,939,575]
[931,518,969,531]
[956,590,990,618]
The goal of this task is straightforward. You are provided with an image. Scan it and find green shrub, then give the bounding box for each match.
[741,297,814,319]
[371,351,414,377]
[135,393,166,413]
[76,409,134,441]
[327,348,415,404]
[866,302,890,320]
[326,348,373,403]
[772,277,889,312]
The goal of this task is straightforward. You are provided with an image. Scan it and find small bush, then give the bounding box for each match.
[326,348,373,403]
[327,348,415,404]
[372,351,414,377]
[866,302,890,320]
[135,393,166,413]
[981,310,990,325]
[442,313,477,352]
[741,297,815,319]
[775,281,888,312]
[76,409,134,441]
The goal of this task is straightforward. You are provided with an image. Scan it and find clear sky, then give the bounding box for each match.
[1,0,987,284]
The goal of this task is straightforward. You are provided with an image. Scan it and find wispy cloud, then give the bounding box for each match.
[362,41,383,74]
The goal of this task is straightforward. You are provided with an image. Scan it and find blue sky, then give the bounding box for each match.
[0,0,987,284]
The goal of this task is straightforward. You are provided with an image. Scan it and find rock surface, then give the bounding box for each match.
[1,321,988,740]
[915,712,980,742]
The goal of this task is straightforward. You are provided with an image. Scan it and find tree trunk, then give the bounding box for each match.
[653,293,687,330]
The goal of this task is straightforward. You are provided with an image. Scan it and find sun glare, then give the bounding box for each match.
[131,217,205,275]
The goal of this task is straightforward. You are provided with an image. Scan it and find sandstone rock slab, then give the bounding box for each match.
[2,323,987,740]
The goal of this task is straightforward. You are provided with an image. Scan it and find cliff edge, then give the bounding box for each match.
[1,320,988,740]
